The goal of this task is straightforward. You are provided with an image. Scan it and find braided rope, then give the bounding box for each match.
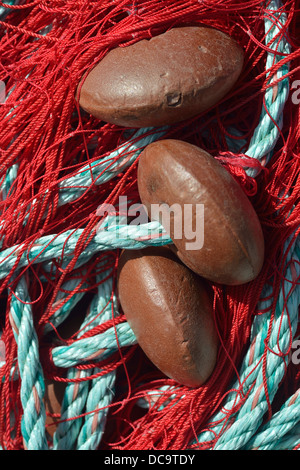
[246,1,290,176]
[52,269,119,450]
[244,389,300,450]
[0,0,298,451]
[76,272,117,450]
[52,321,136,369]
[14,126,167,230]
[52,368,90,450]
[0,165,18,201]
[0,222,170,281]
[76,369,116,450]
[43,277,87,335]
[57,127,167,208]
[270,426,300,451]
[198,237,300,450]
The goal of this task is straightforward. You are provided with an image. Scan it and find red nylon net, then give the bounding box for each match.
[0,0,299,451]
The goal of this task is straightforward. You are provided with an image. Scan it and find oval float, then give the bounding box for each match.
[117,246,218,387]
[137,139,265,285]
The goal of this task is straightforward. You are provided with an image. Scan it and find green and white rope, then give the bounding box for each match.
[194,236,300,449]
[53,268,121,450]
[52,367,90,450]
[0,222,171,282]
[246,1,290,176]
[76,270,118,450]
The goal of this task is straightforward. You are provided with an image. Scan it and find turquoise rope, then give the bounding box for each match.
[52,367,90,450]
[0,222,171,280]
[76,270,118,450]
[53,268,119,450]
[0,164,19,201]
[244,389,300,450]
[52,321,136,369]
[76,368,115,450]
[57,127,167,208]
[271,426,300,450]
[195,236,300,449]
[246,1,290,176]
[17,126,167,230]
[43,276,88,335]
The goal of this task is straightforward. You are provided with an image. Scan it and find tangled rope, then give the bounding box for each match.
[0,0,299,451]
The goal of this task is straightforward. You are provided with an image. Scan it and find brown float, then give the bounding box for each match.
[137,139,265,285]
